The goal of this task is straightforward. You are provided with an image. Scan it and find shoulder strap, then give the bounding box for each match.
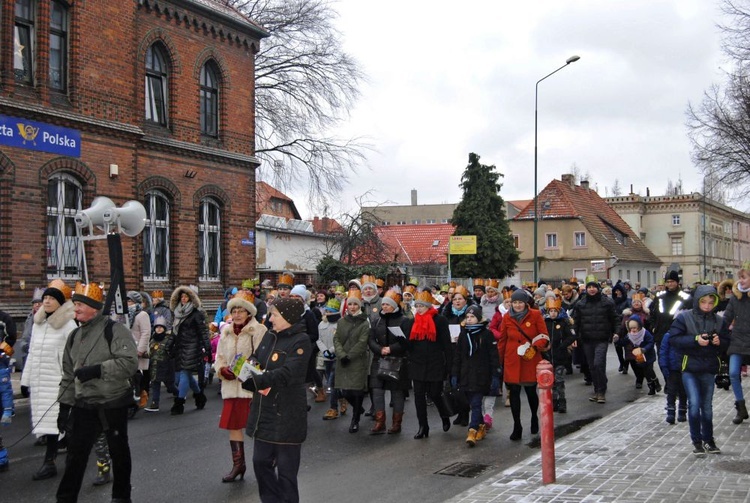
[67,320,116,353]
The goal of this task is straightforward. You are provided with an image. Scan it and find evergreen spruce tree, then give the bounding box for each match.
[450,153,519,278]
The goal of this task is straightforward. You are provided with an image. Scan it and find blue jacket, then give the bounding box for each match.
[657,332,682,379]
[668,285,728,374]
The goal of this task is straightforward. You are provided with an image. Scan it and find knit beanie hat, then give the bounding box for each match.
[290,284,310,301]
[273,297,305,325]
[465,304,484,321]
[43,286,66,306]
[511,289,529,303]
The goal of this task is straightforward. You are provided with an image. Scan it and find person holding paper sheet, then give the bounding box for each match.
[214,291,267,483]
[369,289,413,434]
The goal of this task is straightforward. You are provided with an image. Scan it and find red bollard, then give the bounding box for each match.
[536,359,556,484]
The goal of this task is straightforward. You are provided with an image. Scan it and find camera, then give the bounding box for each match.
[701,334,711,340]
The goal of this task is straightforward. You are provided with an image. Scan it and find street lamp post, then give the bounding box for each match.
[533,55,580,283]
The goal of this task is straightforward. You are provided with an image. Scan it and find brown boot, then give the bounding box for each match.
[315,388,327,403]
[370,411,387,434]
[388,412,404,434]
[475,423,487,441]
[339,398,348,415]
[466,428,478,447]
[138,390,149,409]
[222,441,246,483]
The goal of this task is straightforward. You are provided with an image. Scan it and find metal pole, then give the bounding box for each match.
[533,56,580,284]
[537,359,556,484]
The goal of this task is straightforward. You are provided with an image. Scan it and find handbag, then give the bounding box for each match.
[376,356,404,382]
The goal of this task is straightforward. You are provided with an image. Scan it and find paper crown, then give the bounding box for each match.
[502,290,513,300]
[227,290,256,315]
[545,296,562,310]
[278,272,295,287]
[453,285,471,299]
[440,284,450,292]
[414,290,439,305]
[449,281,457,288]
[360,275,376,287]
[375,278,385,287]
[473,278,485,287]
[47,279,72,300]
[242,278,260,289]
[407,277,419,287]
[486,279,500,289]
[383,289,402,305]
[74,282,104,303]
[151,290,164,299]
[742,261,750,272]
[347,289,363,302]
[403,285,416,296]
[325,298,341,311]
[334,285,346,294]
[631,292,645,303]
[585,275,598,284]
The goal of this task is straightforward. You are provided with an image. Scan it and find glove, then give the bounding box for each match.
[1,409,11,426]
[74,364,102,383]
[57,404,72,434]
[339,356,350,367]
[450,376,458,389]
[496,365,504,376]
[490,375,501,396]
[323,350,335,359]
[21,385,30,398]
[220,366,236,381]
[612,334,619,343]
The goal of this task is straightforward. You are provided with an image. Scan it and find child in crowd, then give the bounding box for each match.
[614,315,660,395]
[668,285,728,457]
[0,326,15,471]
[542,296,576,413]
[658,330,688,424]
[721,266,750,425]
[144,316,176,412]
[319,298,343,419]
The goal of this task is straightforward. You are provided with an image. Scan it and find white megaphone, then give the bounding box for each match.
[102,200,147,237]
[74,196,116,230]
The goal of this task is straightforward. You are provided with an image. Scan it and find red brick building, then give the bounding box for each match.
[0,0,267,315]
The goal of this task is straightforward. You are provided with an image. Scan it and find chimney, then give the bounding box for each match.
[581,180,589,191]
[411,189,417,206]
[646,187,650,197]
[561,174,575,188]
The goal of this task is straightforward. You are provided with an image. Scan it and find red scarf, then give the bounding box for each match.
[410,307,438,342]
[233,318,250,335]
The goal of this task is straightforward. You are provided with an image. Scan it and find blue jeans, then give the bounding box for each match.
[0,367,12,417]
[682,372,715,443]
[728,353,745,401]
[175,370,201,399]
[468,392,484,430]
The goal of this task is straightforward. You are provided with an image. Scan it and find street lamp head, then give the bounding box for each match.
[566,55,581,64]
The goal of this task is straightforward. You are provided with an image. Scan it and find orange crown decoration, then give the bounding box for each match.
[151,290,164,300]
[502,289,513,300]
[545,296,562,311]
[360,275,376,286]
[278,272,295,287]
[454,285,471,299]
[74,282,104,302]
[375,278,385,287]
[348,289,363,301]
[403,285,416,296]
[234,290,256,304]
[47,279,72,300]
[414,290,439,305]
[383,289,402,305]
[473,278,485,287]
[486,279,500,289]
[631,292,645,303]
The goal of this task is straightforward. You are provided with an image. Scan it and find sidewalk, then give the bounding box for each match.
[449,386,750,503]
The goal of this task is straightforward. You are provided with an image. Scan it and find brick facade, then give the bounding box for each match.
[0,0,266,315]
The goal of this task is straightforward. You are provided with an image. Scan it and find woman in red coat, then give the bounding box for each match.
[498,289,550,441]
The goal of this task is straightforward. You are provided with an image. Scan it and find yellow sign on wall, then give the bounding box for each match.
[449,235,477,255]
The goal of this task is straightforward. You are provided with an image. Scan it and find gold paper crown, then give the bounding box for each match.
[742,261,750,272]
[502,289,513,300]
[414,290,439,305]
[403,285,416,295]
[631,292,645,303]
[47,279,72,300]
[473,278,485,287]
[74,282,104,303]
[545,297,562,310]
[454,285,471,299]
[383,289,402,305]
[151,290,164,299]
[375,278,385,287]
[278,272,295,287]
[233,290,256,304]
[360,275,376,286]
[348,289,363,301]
[486,279,500,289]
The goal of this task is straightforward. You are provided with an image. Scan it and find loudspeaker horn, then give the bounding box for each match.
[102,200,147,237]
[74,196,116,230]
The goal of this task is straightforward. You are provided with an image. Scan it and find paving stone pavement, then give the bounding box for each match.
[448,384,750,503]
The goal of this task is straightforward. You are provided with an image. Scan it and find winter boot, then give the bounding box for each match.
[510,422,523,441]
[194,392,207,410]
[557,398,567,413]
[32,460,57,481]
[171,397,186,415]
[733,400,749,424]
[370,411,387,434]
[338,398,348,416]
[677,407,687,423]
[647,380,657,396]
[654,379,662,393]
[388,412,403,434]
[466,428,478,447]
[314,388,327,403]
[92,460,111,486]
[322,408,339,420]
[222,441,246,482]
[666,407,676,425]
[475,423,487,441]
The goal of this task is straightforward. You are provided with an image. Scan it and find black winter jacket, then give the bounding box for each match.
[451,323,499,395]
[243,322,311,444]
[542,315,577,368]
[407,312,452,382]
[571,291,618,343]
[369,311,413,390]
[169,308,211,372]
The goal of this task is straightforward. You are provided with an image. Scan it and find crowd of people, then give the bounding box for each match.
[3,265,750,502]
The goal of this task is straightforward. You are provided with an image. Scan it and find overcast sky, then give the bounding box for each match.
[287,0,730,219]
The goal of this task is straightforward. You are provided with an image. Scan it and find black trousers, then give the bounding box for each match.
[413,380,449,427]
[252,439,302,503]
[56,406,131,502]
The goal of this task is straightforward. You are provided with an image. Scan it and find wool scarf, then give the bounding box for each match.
[410,307,438,342]
[172,301,194,335]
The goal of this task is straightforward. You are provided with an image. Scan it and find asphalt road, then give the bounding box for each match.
[3,350,660,502]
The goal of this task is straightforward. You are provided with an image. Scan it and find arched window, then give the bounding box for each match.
[47,173,83,279]
[143,190,170,280]
[14,0,35,83]
[49,1,69,91]
[200,61,219,137]
[145,43,169,125]
[198,198,221,281]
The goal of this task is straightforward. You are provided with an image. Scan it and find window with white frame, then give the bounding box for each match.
[671,236,684,255]
[143,191,170,280]
[574,231,586,247]
[14,0,34,83]
[46,173,82,279]
[545,233,558,248]
[145,43,169,125]
[199,198,221,281]
[672,214,681,226]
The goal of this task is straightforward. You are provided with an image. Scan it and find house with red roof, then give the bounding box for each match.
[510,174,662,286]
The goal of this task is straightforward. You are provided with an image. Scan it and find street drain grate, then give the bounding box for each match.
[714,460,750,475]
[435,462,493,478]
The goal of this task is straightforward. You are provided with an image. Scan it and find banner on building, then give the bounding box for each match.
[0,114,81,157]
[590,260,606,273]
[449,235,477,255]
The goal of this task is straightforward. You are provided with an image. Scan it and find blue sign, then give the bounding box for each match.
[241,238,254,246]
[0,114,81,157]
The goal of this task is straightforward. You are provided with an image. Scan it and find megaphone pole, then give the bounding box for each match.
[104,233,127,316]
[76,225,90,285]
